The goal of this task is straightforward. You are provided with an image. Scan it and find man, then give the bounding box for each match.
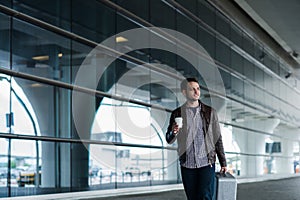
[166,77,227,200]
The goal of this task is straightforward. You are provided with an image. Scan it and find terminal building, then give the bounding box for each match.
[0,0,300,198]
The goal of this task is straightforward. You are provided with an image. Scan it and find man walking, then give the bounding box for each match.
[166,77,227,200]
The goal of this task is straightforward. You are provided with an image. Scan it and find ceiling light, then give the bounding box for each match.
[32,55,49,61]
[58,53,63,58]
[116,36,128,43]
[232,118,244,123]
[292,51,298,58]
[31,83,43,88]
[285,72,292,79]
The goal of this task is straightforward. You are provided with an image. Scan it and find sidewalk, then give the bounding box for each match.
[3,176,300,200]
[93,176,300,200]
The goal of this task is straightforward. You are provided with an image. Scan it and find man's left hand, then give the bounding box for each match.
[220,167,227,173]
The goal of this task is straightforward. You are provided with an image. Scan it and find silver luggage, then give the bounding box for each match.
[214,172,237,200]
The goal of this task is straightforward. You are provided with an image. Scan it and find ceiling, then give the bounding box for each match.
[209,0,300,78]
[234,0,300,64]
[205,0,300,127]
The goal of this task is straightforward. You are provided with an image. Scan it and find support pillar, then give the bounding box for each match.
[273,126,300,174]
[233,118,280,177]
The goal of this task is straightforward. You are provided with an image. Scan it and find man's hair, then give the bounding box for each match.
[180,77,199,91]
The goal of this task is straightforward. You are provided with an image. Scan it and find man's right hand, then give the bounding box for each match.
[172,123,180,135]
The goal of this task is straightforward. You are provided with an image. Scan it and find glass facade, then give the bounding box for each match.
[0,0,299,197]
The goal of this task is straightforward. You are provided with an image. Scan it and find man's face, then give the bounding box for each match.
[182,81,200,101]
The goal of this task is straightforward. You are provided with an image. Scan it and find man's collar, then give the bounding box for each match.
[183,100,202,108]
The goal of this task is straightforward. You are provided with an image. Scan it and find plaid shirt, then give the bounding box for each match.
[181,105,209,168]
[166,100,227,168]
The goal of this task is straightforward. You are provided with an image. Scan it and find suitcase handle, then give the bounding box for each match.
[216,172,233,178]
[219,172,226,177]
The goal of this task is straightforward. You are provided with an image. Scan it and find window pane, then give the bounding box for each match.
[0,13,10,69]
[12,19,71,83]
[0,75,11,133]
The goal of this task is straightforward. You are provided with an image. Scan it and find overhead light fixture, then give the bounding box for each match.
[32,55,49,61]
[31,83,43,88]
[116,36,128,43]
[32,53,63,61]
[285,72,292,79]
[292,51,298,58]
[232,118,244,123]
[259,52,265,61]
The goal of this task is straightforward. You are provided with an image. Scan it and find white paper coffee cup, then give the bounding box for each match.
[175,117,183,128]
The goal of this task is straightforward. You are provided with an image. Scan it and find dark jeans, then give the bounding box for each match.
[181,164,215,200]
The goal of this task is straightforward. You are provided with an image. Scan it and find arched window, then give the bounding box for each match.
[0,74,41,187]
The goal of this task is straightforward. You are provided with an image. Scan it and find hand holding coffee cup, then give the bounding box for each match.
[175,117,183,128]
[173,117,183,135]
[174,117,183,133]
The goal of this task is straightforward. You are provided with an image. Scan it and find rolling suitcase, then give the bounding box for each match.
[214,172,237,200]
